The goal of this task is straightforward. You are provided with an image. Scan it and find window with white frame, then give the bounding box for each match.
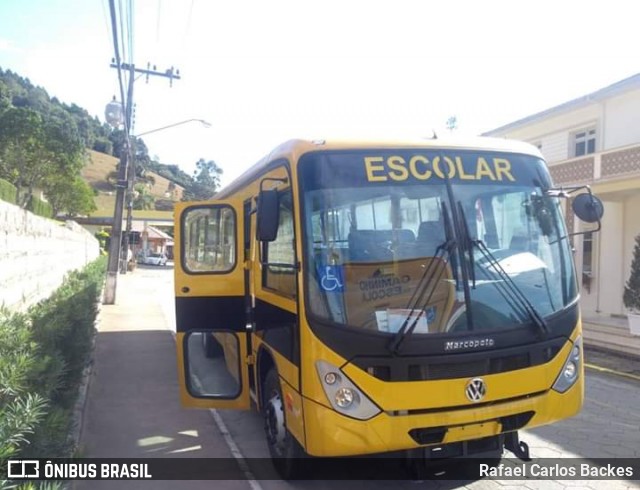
[573,128,596,157]
[581,231,595,293]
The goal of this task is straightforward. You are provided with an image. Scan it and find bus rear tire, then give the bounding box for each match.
[263,368,308,479]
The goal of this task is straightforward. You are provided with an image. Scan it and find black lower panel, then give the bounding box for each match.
[255,299,299,366]
[175,296,245,332]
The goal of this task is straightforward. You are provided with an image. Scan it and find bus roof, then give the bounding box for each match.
[215,137,543,199]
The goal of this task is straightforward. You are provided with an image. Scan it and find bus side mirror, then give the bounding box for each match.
[572,193,604,223]
[257,189,279,241]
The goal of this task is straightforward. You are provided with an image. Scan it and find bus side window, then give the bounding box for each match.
[263,190,296,297]
[183,206,236,273]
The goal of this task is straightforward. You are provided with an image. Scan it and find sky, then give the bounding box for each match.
[1,0,639,187]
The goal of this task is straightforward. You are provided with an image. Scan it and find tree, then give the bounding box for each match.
[46,176,97,217]
[92,137,113,155]
[132,183,155,210]
[108,129,128,159]
[184,158,223,201]
[0,79,11,111]
[0,107,84,208]
[132,137,151,169]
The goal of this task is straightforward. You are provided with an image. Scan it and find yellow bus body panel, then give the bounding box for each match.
[175,332,251,410]
[303,378,582,457]
[298,317,583,456]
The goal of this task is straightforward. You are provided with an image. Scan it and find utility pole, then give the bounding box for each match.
[102,62,180,305]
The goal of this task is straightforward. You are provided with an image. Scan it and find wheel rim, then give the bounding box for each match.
[265,390,286,456]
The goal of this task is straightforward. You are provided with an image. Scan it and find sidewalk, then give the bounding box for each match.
[582,314,640,359]
[76,269,248,489]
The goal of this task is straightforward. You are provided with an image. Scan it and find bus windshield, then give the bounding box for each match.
[299,149,577,336]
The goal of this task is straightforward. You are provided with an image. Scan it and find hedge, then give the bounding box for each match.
[0,178,17,204]
[0,256,106,486]
[27,195,53,219]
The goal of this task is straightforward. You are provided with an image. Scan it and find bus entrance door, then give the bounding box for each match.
[174,201,251,410]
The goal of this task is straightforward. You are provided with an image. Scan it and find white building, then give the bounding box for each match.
[484,73,640,319]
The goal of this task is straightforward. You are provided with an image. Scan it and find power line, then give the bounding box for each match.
[107,0,128,135]
[128,0,134,63]
[118,0,128,62]
[100,0,113,47]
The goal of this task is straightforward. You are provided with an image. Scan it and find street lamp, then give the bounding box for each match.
[122,117,212,278]
[105,97,124,127]
[135,119,211,138]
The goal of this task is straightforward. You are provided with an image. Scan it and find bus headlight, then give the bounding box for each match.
[335,387,357,408]
[552,336,582,393]
[316,360,381,420]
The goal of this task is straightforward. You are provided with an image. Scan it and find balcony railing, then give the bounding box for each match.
[548,143,640,186]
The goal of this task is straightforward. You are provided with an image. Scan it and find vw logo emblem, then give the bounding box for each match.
[465,378,486,402]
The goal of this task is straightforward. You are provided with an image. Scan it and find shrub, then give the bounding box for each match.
[0,310,48,461]
[26,195,53,219]
[0,256,106,483]
[623,233,640,312]
[92,137,113,155]
[26,257,106,456]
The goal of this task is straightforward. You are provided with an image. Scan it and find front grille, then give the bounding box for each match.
[388,391,544,416]
[355,339,563,382]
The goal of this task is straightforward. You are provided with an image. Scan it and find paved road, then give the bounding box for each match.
[81,265,640,489]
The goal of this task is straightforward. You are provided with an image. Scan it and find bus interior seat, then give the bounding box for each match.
[509,234,529,252]
[415,220,446,256]
[348,230,390,261]
[349,229,418,261]
[394,229,416,244]
[393,229,418,259]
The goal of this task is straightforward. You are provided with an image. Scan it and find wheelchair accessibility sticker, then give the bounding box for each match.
[425,305,437,324]
[317,264,344,293]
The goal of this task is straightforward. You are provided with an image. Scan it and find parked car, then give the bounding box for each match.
[143,253,168,266]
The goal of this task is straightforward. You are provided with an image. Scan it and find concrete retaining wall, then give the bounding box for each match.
[0,200,100,311]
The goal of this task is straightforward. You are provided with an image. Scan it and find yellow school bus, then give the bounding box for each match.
[174,138,603,478]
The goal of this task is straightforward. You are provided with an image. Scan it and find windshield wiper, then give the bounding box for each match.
[457,201,476,289]
[388,204,456,355]
[455,200,547,335]
[456,201,537,329]
[470,237,549,336]
[387,239,455,354]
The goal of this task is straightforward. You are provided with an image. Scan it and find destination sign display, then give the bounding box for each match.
[299,150,550,191]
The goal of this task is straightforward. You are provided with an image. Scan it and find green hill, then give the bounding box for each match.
[0,67,212,217]
[82,150,184,218]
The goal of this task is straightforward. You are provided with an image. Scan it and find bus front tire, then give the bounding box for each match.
[263,369,308,479]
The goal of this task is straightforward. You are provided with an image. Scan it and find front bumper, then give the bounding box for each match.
[303,379,583,457]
